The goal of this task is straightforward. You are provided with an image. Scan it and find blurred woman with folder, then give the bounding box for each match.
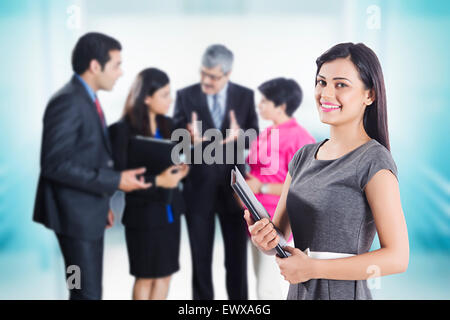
[244,77,315,299]
[109,68,189,300]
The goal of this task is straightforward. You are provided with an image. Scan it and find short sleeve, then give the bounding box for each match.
[288,146,306,177]
[357,145,398,191]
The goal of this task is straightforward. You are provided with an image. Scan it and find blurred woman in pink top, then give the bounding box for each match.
[245,77,315,299]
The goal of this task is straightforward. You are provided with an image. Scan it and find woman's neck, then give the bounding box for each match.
[328,119,371,149]
[273,114,291,127]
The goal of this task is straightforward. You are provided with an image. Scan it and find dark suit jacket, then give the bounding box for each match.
[108,115,185,229]
[172,82,259,214]
[33,75,121,240]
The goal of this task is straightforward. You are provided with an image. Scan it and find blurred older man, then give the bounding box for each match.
[173,44,259,300]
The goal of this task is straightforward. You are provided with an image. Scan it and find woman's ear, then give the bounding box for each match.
[365,88,376,106]
[144,96,152,107]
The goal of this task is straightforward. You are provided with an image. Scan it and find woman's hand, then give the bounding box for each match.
[156,164,190,188]
[246,172,263,194]
[275,246,316,284]
[243,209,279,254]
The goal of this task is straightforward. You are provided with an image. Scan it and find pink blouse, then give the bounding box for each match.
[246,118,315,238]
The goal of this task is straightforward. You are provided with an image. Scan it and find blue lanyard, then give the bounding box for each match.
[154,128,162,139]
[154,127,174,224]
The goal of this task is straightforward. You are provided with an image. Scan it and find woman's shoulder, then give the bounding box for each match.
[359,139,396,165]
[356,139,398,190]
[296,139,324,154]
[109,116,130,129]
[108,116,132,136]
[288,140,323,176]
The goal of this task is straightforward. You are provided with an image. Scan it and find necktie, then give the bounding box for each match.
[211,94,222,129]
[94,97,106,129]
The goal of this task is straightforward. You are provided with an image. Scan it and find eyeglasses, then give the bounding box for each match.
[200,69,226,82]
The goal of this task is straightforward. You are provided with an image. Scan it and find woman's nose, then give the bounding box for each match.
[321,84,335,99]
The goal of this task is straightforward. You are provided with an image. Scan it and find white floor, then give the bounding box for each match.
[1,216,448,300]
[102,215,291,300]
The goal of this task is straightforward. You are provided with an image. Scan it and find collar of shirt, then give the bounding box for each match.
[262,118,299,139]
[75,73,97,103]
[206,82,229,114]
[272,117,298,130]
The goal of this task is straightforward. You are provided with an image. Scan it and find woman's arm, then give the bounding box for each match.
[313,169,409,280]
[246,173,285,196]
[263,183,284,196]
[271,173,292,240]
[276,169,409,283]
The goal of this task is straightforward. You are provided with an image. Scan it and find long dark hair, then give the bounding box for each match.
[315,43,390,151]
[123,67,170,137]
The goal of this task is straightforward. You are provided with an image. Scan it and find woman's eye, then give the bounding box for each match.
[336,83,347,88]
[317,80,326,86]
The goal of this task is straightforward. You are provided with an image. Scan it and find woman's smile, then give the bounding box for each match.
[320,101,342,112]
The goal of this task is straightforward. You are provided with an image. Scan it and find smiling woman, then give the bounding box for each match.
[314,43,389,151]
[244,42,409,300]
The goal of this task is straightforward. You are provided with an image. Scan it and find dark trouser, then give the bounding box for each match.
[55,232,104,300]
[185,183,248,300]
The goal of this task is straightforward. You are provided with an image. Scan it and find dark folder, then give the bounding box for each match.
[127,135,184,175]
[230,166,290,258]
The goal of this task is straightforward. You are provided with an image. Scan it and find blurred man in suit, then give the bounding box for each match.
[33,32,151,300]
[173,44,259,299]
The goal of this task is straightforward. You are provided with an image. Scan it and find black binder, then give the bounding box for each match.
[230,166,290,258]
[127,135,184,175]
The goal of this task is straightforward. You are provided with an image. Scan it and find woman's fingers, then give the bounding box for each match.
[257,225,277,245]
[265,234,280,250]
[263,228,278,243]
[243,210,254,226]
[246,172,255,180]
[248,217,270,235]
[245,215,280,250]
[252,221,276,245]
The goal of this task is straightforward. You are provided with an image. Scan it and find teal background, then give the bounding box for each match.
[0,0,448,299]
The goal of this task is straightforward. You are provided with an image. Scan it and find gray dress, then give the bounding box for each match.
[286,138,398,300]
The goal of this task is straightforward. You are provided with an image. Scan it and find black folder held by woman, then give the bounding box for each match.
[230,166,290,258]
[127,135,184,175]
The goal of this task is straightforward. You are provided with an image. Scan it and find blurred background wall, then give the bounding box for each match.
[0,0,448,299]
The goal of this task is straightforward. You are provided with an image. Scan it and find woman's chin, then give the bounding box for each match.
[318,114,338,125]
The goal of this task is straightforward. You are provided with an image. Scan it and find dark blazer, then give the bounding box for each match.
[172,81,258,300]
[173,82,258,143]
[172,81,259,184]
[173,82,258,175]
[108,115,185,229]
[33,75,121,240]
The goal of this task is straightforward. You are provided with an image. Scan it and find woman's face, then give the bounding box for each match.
[314,57,374,126]
[145,83,172,115]
[257,94,285,121]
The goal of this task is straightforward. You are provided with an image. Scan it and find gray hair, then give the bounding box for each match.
[201,44,234,74]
